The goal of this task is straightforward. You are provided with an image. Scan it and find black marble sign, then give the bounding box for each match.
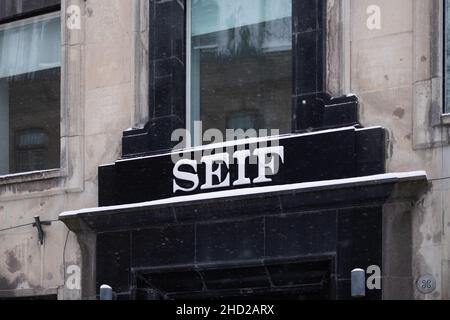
[99,126,385,206]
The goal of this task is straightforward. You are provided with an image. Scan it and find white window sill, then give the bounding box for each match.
[0,169,63,186]
[441,113,450,125]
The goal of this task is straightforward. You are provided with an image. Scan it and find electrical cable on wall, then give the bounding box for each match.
[0,219,59,233]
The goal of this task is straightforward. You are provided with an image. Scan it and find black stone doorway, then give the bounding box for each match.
[130,258,333,301]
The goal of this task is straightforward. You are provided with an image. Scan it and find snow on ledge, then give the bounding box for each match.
[60,171,428,218]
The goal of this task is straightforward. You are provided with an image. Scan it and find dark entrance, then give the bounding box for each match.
[60,95,428,300]
[131,258,333,300]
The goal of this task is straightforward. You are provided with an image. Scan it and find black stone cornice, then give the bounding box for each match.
[293,92,360,133]
[122,92,361,159]
[60,171,428,234]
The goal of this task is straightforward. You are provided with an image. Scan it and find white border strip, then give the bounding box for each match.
[60,171,427,218]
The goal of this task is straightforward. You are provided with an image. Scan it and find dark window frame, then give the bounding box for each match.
[0,1,61,25]
[0,5,62,175]
[122,0,359,158]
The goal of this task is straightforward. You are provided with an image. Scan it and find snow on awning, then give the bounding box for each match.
[60,171,428,233]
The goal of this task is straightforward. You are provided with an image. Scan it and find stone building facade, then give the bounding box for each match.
[0,0,448,300]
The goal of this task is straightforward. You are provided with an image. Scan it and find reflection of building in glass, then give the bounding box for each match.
[190,0,292,141]
[0,14,60,175]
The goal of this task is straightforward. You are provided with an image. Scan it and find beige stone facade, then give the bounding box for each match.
[0,0,449,300]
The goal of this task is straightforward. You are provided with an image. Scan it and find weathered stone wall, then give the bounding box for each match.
[347,0,450,300]
[0,0,449,300]
[0,0,134,299]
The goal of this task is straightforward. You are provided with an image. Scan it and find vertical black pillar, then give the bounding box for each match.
[123,0,186,157]
[292,0,326,131]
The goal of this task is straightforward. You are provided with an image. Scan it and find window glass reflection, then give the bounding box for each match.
[191,0,292,144]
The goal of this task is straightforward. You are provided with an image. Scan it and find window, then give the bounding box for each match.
[0,12,61,175]
[124,0,324,156]
[187,0,292,146]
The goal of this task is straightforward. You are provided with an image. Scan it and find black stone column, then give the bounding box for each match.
[291,0,359,132]
[123,0,186,157]
[292,0,325,131]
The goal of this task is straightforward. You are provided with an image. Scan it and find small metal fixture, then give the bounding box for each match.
[416,274,436,294]
[100,285,113,300]
[32,216,52,245]
[351,268,366,298]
